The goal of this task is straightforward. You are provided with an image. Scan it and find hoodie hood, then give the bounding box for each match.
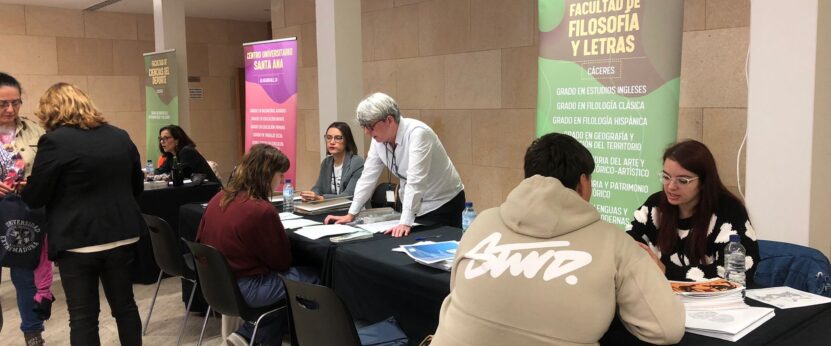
[499,175,600,238]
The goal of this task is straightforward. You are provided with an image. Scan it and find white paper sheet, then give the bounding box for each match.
[279,212,302,220]
[294,224,361,240]
[685,306,774,335]
[357,220,421,234]
[746,286,831,309]
[685,307,775,342]
[281,218,321,230]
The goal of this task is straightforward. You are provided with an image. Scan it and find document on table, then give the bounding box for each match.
[746,286,831,309]
[282,218,321,229]
[357,219,421,233]
[685,307,775,342]
[295,224,361,240]
[279,212,302,220]
[392,241,435,252]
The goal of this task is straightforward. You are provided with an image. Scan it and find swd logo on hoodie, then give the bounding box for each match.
[463,232,592,285]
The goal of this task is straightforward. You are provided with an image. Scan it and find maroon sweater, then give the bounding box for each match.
[196,191,291,279]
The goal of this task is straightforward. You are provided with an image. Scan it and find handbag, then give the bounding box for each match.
[0,194,46,269]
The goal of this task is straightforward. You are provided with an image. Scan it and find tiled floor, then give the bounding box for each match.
[1,272,228,346]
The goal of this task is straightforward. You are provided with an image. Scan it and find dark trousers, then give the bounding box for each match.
[56,245,142,346]
[415,190,466,228]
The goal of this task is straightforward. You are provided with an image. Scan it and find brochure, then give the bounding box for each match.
[746,286,831,309]
[401,241,458,264]
[685,307,775,342]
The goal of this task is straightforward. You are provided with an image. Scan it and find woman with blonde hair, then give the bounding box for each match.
[197,144,318,346]
[23,82,145,346]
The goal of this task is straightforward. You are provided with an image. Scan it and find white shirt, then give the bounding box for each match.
[331,163,343,194]
[349,117,464,225]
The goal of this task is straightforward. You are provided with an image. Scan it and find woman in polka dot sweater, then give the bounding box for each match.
[626,140,760,284]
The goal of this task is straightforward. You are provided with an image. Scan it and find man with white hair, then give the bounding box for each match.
[325,92,465,237]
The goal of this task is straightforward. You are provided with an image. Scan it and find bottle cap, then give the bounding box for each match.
[465,201,473,207]
[729,234,740,242]
[285,179,292,183]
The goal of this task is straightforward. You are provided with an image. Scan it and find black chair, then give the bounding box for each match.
[282,278,362,346]
[143,214,209,345]
[182,239,286,346]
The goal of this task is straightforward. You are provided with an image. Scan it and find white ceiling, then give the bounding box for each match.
[0,0,272,22]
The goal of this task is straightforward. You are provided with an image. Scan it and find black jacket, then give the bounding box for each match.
[156,145,218,183]
[22,124,147,259]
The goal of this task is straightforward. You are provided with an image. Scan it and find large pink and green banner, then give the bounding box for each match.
[144,50,178,162]
[537,0,684,227]
[243,38,298,184]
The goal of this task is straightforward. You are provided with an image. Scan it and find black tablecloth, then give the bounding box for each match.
[600,298,831,345]
[331,227,462,342]
[330,226,830,345]
[170,207,831,345]
[133,182,221,284]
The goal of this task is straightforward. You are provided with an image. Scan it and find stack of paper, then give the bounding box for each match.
[294,224,360,240]
[357,220,420,234]
[671,279,747,310]
[401,241,458,271]
[282,218,322,230]
[293,197,353,215]
[684,306,775,341]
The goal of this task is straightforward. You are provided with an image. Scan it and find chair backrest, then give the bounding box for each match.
[755,240,831,297]
[282,277,361,346]
[144,214,189,278]
[182,239,246,317]
[371,182,397,209]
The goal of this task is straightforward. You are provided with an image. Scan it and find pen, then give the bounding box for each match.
[415,235,441,241]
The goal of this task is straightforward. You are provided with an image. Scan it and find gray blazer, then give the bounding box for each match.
[310,153,364,199]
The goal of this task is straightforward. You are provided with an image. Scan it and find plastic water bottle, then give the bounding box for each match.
[145,160,154,181]
[724,234,746,286]
[461,202,476,231]
[283,179,295,213]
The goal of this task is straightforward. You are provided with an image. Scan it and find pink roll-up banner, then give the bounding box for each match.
[243,38,298,186]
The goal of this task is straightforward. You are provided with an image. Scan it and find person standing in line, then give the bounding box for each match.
[0,72,54,346]
[325,92,465,236]
[22,83,145,346]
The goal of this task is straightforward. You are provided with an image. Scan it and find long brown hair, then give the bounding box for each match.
[36,83,107,131]
[220,144,290,209]
[656,140,743,264]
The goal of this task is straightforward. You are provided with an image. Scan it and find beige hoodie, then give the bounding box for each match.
[431,176,685,345]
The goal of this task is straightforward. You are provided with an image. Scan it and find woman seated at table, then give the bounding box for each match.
[300,121,364,202]
[627,140,760,284]
[155,124,218,182]
[196,143,318,346]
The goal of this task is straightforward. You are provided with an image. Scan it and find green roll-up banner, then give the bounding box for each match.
[144,50,179,164]
[537,0,684,227]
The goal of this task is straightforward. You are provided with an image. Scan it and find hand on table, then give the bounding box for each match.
[324,213,354,225]
[637,242,665,274]
[300,191,324,202]
[384,224,412,238]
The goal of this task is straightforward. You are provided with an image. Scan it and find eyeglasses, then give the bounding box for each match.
[0,99,22,109]
[323,135,344,143]
[661,173,699,186]
[158,136,173,142]
[360,117,387,131]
